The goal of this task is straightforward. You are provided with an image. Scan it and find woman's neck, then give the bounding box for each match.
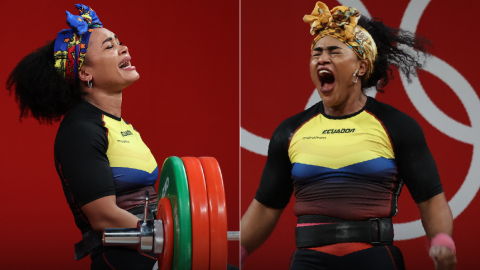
[83,91,123,118]
[323,92,367,117]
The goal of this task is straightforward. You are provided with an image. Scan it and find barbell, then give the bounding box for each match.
[102,157,239,270]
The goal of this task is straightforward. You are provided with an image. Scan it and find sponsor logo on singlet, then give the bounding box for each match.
[322,128,356,134]
[302,136,326,140]
[120,130,133,137]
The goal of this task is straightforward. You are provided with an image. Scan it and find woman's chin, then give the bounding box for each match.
[124,73,140,86]
[133,72,140,82]
[129,71,140,81]
[321,97,335,107]
[320,92,346,110]
[115,78,138,91]
[317,88,335,102]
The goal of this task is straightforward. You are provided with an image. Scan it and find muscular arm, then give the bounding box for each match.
[81,195,140,233]
[240,199,284,254]
[418,192,457,270]
[369,105,456,269]
[418,192,453,239]
[241,117,299,255]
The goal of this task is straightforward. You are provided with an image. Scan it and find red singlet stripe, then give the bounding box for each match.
[385,246,398,270]
[103,253,116,270]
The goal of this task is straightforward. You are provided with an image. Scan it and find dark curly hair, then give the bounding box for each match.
[357,16,432,91]
[6,40,83,124]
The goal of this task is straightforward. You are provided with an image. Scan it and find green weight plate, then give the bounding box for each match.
[158,157,192,270]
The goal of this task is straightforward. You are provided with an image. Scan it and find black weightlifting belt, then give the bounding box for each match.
[295,215,394,248]
[74,203,158,261]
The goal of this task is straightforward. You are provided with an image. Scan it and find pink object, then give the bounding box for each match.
[430,233,456,254]
[241,245,248,265]
[296,222,332,227]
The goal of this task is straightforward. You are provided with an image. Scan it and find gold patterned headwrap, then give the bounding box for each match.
[303,1,377,79]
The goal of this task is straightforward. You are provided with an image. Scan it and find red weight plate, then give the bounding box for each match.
[181,157,210,270]
[157,198,174,270]
[198,157,228,270]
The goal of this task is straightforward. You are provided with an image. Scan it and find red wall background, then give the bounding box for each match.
[241,0,480,269]
[0,0,239,269]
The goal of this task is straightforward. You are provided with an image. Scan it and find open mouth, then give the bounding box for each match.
[318,69,335,92]
[119,60,131,69]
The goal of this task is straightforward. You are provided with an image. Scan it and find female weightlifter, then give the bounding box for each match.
[240,2,457,270]
[7,4,160,269]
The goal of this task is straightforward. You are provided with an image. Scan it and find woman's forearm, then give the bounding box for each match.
[81,195,140,233]
[417,192,453,239]
[418,192,457,269]
[241,199,284,254]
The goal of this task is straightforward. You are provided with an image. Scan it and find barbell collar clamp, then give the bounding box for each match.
[139,220,154,252]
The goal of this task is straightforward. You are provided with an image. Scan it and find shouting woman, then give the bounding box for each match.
[241,2,457,270]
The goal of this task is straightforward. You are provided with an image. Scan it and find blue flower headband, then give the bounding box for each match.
[53,4,103,85]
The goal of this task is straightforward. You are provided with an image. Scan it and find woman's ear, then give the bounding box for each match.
[357,60,368,77]
[78,66,92,83]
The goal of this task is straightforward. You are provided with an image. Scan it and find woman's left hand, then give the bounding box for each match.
[430,245,457,270]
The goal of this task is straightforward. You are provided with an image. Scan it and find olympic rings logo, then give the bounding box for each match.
[240,0,480,241]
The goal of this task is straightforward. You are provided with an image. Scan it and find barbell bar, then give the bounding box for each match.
[103,157,239,270]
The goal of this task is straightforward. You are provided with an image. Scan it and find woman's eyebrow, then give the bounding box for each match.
[101,35,118,46]
[313,46,342,52]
